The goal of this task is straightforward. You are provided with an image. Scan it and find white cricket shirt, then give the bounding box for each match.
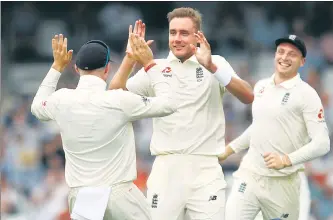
[127,51,238,156]
[231,74,330,176]
[31,66,176,187]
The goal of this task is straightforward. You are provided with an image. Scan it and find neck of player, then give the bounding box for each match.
[274,71,297,85]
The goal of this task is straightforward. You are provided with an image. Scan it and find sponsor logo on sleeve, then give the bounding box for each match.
[318,108,325,122]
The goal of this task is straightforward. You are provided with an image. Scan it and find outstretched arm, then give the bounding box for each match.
[31,34,73,121]
[109,20,153,91]
[191,31,254,104]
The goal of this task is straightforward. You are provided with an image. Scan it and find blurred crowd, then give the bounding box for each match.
[1,2,333,220]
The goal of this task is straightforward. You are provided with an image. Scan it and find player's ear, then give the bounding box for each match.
[74,64,80,75]
[105,62,111,74]
[300,57,306,67]
[102,62,111,81]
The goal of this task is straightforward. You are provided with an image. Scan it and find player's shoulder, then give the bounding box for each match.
[254,77,271,89]
[52,88,71,98]
[298,80,320,98]
[134,58,168,75]
[154,58,168,64]
[104,88,136,99]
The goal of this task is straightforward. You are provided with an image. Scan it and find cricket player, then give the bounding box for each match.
[219,34,330,220]
[31,33,178,220]
[110,8,254,220]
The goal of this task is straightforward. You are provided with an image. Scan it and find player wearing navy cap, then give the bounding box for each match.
[220,35,330,220]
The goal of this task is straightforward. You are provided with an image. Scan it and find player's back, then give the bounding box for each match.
[52,88,137,188]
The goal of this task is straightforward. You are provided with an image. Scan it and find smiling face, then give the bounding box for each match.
[168,17,198,62]
[274,43,305,78]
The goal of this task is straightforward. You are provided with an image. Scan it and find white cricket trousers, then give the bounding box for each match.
[68,182,151,220]
[146,154,227,220]
[225,169,301,220]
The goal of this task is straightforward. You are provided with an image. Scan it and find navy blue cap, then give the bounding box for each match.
[76,40,111,70]
[275,35,307,57]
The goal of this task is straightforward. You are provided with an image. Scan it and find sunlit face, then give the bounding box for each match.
[169,17,198,62]
[274,43,305,78]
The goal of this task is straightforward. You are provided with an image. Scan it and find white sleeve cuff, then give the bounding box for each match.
[213,66,233,87]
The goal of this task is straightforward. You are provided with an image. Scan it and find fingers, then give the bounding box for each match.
[52,35,59,51]
[195,31,210,48]
[52,35,57,51]
[147,40,154,46]
[142,22,146,38]
[52,33,72,64]
[128,25,133,37]
[194,33,203,44]
[263,152,271,159]
[129,33,136,49]
[132,20,146,38]
[266,162,276,169]
[137,20,143,37]
[130,33,145,48]
[58,34,64,50]
[67,50,73,61]
[134,20,139,35]
[263,154,273,163]
[198,31,209,45]
[62,37,68,54]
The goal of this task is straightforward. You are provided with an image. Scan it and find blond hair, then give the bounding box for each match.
[167,7,202,31]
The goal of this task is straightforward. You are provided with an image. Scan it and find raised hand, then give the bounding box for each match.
[51,34,73,72]
[126,20,154,60]
[129,33,154,68]
[190,31,215,72]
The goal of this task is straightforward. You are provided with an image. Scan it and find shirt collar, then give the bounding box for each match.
[166,51,200,64]
[76,75,107,91]
[269,73,301,89]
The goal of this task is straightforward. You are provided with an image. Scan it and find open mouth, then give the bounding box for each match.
[279,62,291,68]
[174,46,185,50]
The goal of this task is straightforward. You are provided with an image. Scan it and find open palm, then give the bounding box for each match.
[126,20,153,59]
[190,31,212,70]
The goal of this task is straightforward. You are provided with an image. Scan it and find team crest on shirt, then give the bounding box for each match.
[318,108,326,122]
[196,67,204,82]
[281,92,290,105]
[151,194,158,208]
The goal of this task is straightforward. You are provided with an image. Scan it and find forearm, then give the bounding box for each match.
[209,62,254,104]
[109,55,136,90]
[225,78,254,104]
[228,125,252,153]
[31,66,61,119]
[288,133,330,166]
[32,66,61,102]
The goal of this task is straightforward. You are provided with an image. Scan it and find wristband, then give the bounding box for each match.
[144,62,157,72]
[214,66,233,87]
